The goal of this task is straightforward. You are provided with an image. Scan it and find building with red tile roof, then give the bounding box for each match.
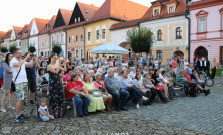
[0,31,7,46]
[2,29,12,48]
[84,0,148,59]
[50,8,73,57]
[139,0,189,65]
[38,15,57,57]
[65,2,99,59]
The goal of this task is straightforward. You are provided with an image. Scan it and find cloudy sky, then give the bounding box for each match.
[0,0,155,32]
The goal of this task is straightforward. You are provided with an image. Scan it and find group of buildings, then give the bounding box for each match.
[0,0,222,65]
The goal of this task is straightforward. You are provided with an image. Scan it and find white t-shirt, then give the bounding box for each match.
[38,105,48,117]
[10,57,28,84]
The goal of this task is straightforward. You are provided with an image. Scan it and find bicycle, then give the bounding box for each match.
[199,71,214,87]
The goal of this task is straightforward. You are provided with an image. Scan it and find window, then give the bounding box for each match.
[81,49,83,58]
[198,17,206,32]
[157,30,162,41]
[61,33,63,43]
[84,9,88,13]
[76,35,78,42]
[155,10,159,16]
[222,14,223,30]
[176,27,182,39]
[96,30,100,40]
[76,50,79,58]
[169,6,174,14]
[75,18,77,23]
[88,32,91,41]
[102,29,106,39]
[68,37,71,43]
[80,35,83,42]
[78,17,80,22]
[156,50,163,60]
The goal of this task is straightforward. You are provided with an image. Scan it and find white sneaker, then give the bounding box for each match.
[1,109,6,113]
[9,107,15,110]
[136,104,140,109]
[142,96,148,101]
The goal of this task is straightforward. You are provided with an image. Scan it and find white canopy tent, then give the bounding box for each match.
[91,42,129,54]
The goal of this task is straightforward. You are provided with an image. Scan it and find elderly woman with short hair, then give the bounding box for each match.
[94,72,112,111]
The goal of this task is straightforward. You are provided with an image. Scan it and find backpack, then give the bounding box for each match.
[36,104,41,118]
[189,87,197,97]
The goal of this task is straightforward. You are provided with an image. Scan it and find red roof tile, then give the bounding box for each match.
[3,29,12,39]
[60,8,73,25]
[39,15,57,35]
[16,24,28,39]
[21,19,34,40]
[140,0,186,22]
[0,31,7,42]
[34,18,49,34]
[65,21,85,29]
[110,19,139,30]
[77,2,99,20]
[50,26,66,33]
[88,0,148,23]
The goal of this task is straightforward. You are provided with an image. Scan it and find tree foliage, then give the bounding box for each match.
[126,27,154,54]
[9,43,17,53]
[28,46,36,53]
[52,42,62,55]
[1,46,8,53]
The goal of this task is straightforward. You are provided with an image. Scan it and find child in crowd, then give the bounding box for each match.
[38,97,54,122]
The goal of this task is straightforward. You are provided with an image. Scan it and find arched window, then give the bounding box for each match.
[157,30,162,41]
[176,27,182,39]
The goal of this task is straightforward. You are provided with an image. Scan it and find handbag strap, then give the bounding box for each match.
[96,81,103,87]
[14,67,21,83]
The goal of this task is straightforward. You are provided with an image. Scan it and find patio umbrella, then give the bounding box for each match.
[91,42,129,54]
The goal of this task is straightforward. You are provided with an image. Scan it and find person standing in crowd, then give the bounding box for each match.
[210,58,217,79]
[172,57,178,69]
[0,54,3,91]
[47,53,66,118]
[10,48,32,123]
[1,53,15,112]
[203,57,210,77]
[40,57,48,73]
[104,68,129,111]
[25,52,40,104]
[142,56,147,67]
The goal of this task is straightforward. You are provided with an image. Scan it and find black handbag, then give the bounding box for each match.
[11,67,21,92]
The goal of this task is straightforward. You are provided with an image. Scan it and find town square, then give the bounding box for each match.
[0,0,223,134]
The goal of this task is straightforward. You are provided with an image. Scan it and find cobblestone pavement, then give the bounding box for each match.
[0,77,221,135]
[129,77,223,135]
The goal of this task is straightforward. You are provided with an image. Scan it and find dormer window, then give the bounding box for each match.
[155,10,159,16]
[84,9,88,13]
[169,6,174,14]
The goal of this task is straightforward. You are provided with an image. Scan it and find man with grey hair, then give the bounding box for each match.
[104,68,129,111]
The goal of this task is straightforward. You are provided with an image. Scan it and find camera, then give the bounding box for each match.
[30,54,34,57]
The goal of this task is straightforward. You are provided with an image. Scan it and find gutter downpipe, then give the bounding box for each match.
[185,0,191,63]
[82,24,85,59]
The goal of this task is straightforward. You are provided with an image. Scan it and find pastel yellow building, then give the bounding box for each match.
[84,0,148,59]
[140,0,189,65]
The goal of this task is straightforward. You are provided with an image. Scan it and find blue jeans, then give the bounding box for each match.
[40,115,54,121]
[128,87,143,104]
[109,90,129,109]
[72,95,90,116]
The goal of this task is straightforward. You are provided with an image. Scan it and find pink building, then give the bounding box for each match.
[190,0,223,65]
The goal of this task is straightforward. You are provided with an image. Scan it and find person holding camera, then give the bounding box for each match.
[10,48,34,123]
[25,52,40,105]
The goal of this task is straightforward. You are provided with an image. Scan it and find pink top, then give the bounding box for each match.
[64,74,71,81]
[93,81,105,88]
[172,61,178,69]
[108,61,113,67]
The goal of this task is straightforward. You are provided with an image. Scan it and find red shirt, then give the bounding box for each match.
[172,61,178,69]
[66,81,84,99]
[184,73,192,83]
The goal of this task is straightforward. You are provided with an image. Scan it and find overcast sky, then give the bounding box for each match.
[0,0,155,32]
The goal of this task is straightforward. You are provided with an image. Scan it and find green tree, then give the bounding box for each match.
[28,46,36,53]
[1,46,8,53]
[126,27,154,54]
[52,42,62,54]
[9,43,17,53]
